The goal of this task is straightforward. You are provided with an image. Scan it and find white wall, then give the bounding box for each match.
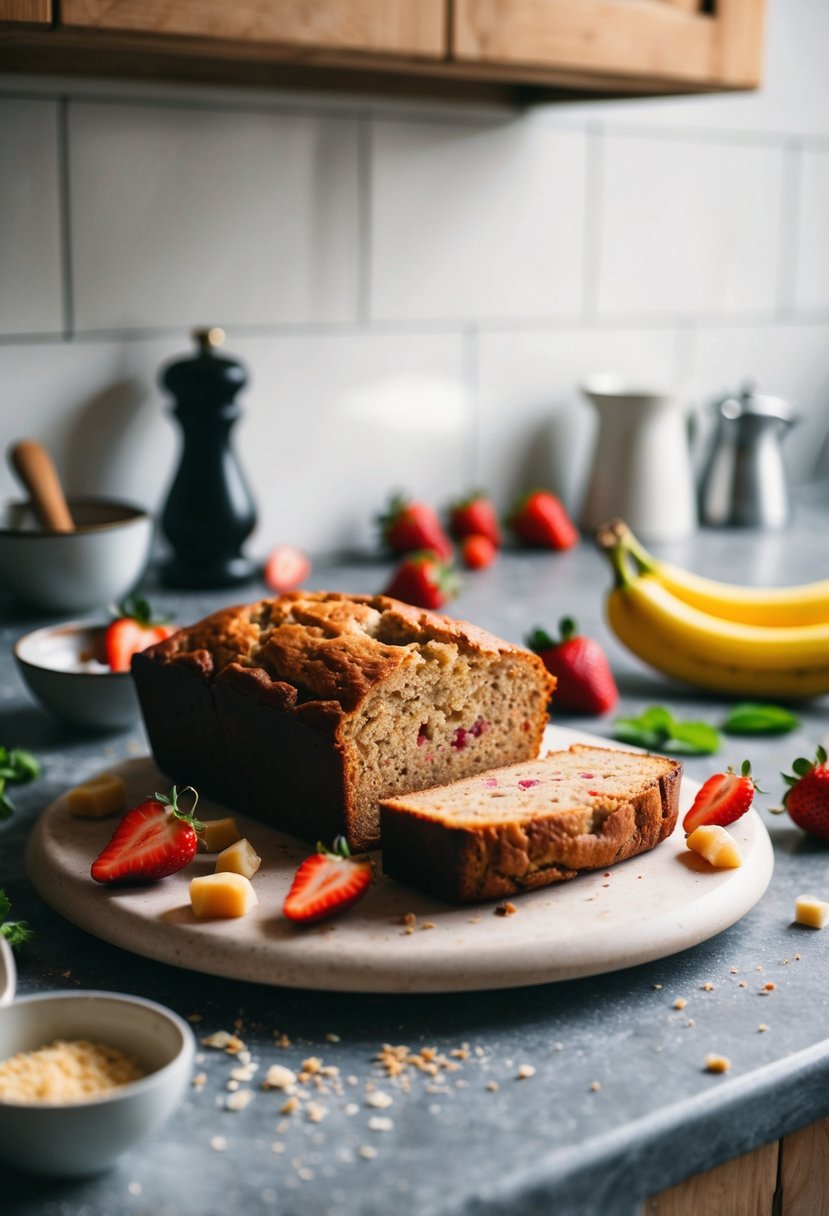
[1,0,828,557]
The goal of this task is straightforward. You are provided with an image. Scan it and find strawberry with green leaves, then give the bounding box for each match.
[779,747,829,840]
[527,619,617,714]
[283,837,372,924]
[91,786,204,884]
[509,490,578,550]
[384,551,460,610]
[379,494,453,561]
[683,761,761,835]
[449,491,501,548]
[105,596,176,672]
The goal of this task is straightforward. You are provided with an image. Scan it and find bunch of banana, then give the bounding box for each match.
[596,520,829,699]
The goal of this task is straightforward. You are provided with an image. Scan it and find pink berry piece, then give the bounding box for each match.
[484,777,499,788]
[579,773,594,780]
[469,717,489,738]
[518,779,540,790]
[452,728,468,751]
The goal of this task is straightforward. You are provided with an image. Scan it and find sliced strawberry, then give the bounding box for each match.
[105,596,175,672]
[449,492,501,548]
[378,495,453,561]
[461,533,497,570]
[264,545,311,593]
[383,550,460,610]
[91,786,204,884]
[682,761,760,835]
[282,837,372,924]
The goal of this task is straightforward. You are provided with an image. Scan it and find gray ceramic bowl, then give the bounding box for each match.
[15,620,141,731]
[0,990,194,1177]
[0,497,153,615]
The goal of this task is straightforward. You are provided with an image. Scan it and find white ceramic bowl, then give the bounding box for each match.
[15,621,141,731]
[0,498,153,615]
[0,990,194,1177]
[0,937,15,1008]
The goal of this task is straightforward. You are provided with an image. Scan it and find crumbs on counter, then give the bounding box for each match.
[673,998,687,1010]
[704,1054,732,1074]
[516,1064,535,1080]
[495,902,517,917]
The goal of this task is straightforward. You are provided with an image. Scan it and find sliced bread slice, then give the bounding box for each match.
[379,744,682,903]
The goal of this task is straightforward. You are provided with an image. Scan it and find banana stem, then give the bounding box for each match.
[595,525,637,590]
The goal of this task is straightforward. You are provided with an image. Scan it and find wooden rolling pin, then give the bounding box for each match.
[8,439,74,532]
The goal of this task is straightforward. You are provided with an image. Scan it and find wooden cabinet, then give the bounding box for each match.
[0,0,766,103]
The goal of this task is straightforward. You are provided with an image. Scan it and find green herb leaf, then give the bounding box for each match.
[613,705,721,756]
[0,780,12,822]
[0,887,33,952]
[722,702,799,735]
[8,748,40,782]
[0,890,10,923]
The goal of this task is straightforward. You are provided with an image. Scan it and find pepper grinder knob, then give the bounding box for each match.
[159,329,258,588]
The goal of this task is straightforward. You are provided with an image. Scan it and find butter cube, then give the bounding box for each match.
[67,773,127,818]
[794,895,829,929]
[215,838,261,880]
[199,817,240,853]
[686,825,743,869]
[190,873,258,919]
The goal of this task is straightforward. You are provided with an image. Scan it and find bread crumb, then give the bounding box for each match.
[422,921,436,930]
[758,1024,769,1033]
[738,981,748,988]
[226,1079,239,1092]
[226,1089,254,1112]
[704,1054,731,1074]
[280,1096,300,1115]
[306,1102,328,1123]
[365,1090,393,1109]
[192,1072,207,1088]
[262,1065,297,1092]
[271,1141,285,1154]
[368,1116,394,1132]
[673,998,687,1010]
[468,917,481,924]
[554,1042,564,1051]
[760,983,776,994]
[325,1033,341,1043]
[127,1182,142,1197]
[345,1103,359,1116]
[486,1080,499,1092]
[701,982,714,991]
[359,1145,378,1160]
[730,967,738,974]
[202,1031,245,1054]
[210,1136,227,1151]
[187,1013,203,1023]
[590,1081,601,1092]
[517,1064,535,1080]
[652,983,663,990]
[495,902,517,917]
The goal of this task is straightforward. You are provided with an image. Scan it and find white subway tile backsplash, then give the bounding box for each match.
[597,134,784,318]
[475,328,680,517]
[68,102,360,332]
[793,149,829,313]
[0,331,471,559]
[370,117,587,323]
[0,99,63,335]
[689,322,829,482]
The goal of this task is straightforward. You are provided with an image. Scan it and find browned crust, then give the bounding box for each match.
[379,750,682,903]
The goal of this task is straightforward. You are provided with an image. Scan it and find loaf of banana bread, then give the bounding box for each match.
[379,745,681,902]
[132,592,555,850]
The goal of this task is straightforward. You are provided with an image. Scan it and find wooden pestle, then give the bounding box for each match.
[8,439,74,532]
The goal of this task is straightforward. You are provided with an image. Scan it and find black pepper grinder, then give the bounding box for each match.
[160,328,258,588]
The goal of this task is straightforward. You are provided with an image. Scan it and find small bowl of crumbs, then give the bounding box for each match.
[0,990,194,1176]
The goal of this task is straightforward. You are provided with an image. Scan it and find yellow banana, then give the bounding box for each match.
[599,534,829,699]
[610,520,829,628]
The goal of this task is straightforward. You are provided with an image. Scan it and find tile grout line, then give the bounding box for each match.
[56,95,74,341]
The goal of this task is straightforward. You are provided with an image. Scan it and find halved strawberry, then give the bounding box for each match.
[264,545,311,593]
[282,836,372,924]
[682,761,762,835]
[105,596,176,672]
[91,786,204,884]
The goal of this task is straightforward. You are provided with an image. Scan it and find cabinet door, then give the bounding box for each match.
[0,1,51,26]
[60,0,446,59]
[452,0,765,90]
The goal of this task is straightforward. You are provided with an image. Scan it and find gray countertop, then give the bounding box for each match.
[3,502,829,1216]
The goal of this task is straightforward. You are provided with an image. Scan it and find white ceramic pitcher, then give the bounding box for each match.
[580,375,696,542]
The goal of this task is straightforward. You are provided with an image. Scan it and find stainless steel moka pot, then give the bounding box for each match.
[698,385,798,529]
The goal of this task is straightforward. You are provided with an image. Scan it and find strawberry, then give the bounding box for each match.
[527,619,617,714]
[779,746,829,840]
[379,494,453,561]
[682,761,760,835]
[460,534,497,570]
[105,596,175,672]
[508,490,578,550]
[384,550,460,610]
[449,492,501,548]
[282,836,372,924]
[91,786,204,884]
[264,544,311,593]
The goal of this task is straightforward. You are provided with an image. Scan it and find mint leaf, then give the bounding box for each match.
[613,705,721,756]
[0,887,33,952]
[0,746,40,819]
[723,703,799,735]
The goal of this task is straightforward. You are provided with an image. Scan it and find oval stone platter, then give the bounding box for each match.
[25,726,774,994]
